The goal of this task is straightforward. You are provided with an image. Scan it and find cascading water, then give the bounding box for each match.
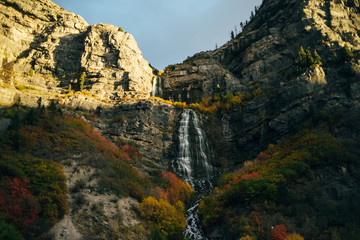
[152,76,163,97]
[172,109,216,240]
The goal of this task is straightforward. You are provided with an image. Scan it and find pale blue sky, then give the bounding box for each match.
[52,0,262,70]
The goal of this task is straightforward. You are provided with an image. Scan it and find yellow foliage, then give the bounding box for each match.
[139,196,186,237]
[239,235,255,240]
[173,101,187,109]
[285,233,304,240]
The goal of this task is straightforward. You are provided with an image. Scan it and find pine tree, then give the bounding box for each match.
[231,31,235,40]
[79,72,86,91]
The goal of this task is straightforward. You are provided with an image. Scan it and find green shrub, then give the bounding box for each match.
[342,44,353,62]
[29,68,34,76]
[79,72,86,91]
[0,216,22,240]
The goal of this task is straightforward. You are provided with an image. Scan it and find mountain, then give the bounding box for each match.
[0,0,360,239]
[161,0,360,169]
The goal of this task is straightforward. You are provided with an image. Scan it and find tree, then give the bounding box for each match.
[79,72,86,91]
[37,97,42,109]
[139,196,186,238]
[240,22,244,31]
[342,44,353,62]
[313,50,322,65]
[48,101,57,112]
[26,108,36,125]
[231,31,235,40]
[271,224,289,240]
[285,233,304,240]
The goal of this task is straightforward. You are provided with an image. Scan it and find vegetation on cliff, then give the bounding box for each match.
[198,108,360,239]
[0,102,190,239]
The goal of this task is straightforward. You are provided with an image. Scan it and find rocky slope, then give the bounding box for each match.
[162,0,360,169]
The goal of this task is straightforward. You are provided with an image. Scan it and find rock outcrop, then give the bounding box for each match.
[0,0,153,107]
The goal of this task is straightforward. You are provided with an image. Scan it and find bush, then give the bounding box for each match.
[342,44,353,62]
[285,233,304,240]
[0,216,22,240]
[29,68,34,76]
[139,196,186,239]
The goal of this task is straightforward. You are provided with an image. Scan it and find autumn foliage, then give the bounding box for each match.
[271,224,289,240]
[159,172,193,204]
[139,196,186,239]
[0,177,39,226]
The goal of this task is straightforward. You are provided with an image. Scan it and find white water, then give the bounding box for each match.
[172,109,216,240]
[152,76,163,97]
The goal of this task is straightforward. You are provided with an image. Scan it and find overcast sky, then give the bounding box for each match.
[52,0,262,70]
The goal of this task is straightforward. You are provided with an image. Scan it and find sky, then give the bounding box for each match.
[52,0,262,70]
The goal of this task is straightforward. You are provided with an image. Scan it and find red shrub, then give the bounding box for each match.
[271,224,289,240]
[122,144,141,160]
[257,152,269,161]
[224,172,262,189]
[240,172,262,180]
[0,177,39,226]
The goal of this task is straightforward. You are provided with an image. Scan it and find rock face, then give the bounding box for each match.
[162,0,360,169]
[96,100,181,172]
[0,0,153,107]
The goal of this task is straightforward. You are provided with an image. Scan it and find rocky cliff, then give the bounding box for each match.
[1,0,360,239]
[162,0,360,169]
[0,0,153,108]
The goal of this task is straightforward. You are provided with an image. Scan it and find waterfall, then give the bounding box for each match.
[172,109,216,240]
[152,76,163,97]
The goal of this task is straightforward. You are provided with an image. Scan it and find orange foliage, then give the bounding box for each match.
[271,224,289,240]
[122,144,141,160]
[160,172,193,205]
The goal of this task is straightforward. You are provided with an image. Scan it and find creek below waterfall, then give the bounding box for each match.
[172,109,217,240]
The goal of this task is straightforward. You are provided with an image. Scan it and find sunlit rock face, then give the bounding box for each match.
[0,0,153,108]
[161,0,360,169]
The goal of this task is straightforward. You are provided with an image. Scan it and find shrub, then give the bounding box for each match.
[342,44,353,62]
[0,216,22,240]
[285,233,304,240]
[297,46,321,69]
[29,68,34,76]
